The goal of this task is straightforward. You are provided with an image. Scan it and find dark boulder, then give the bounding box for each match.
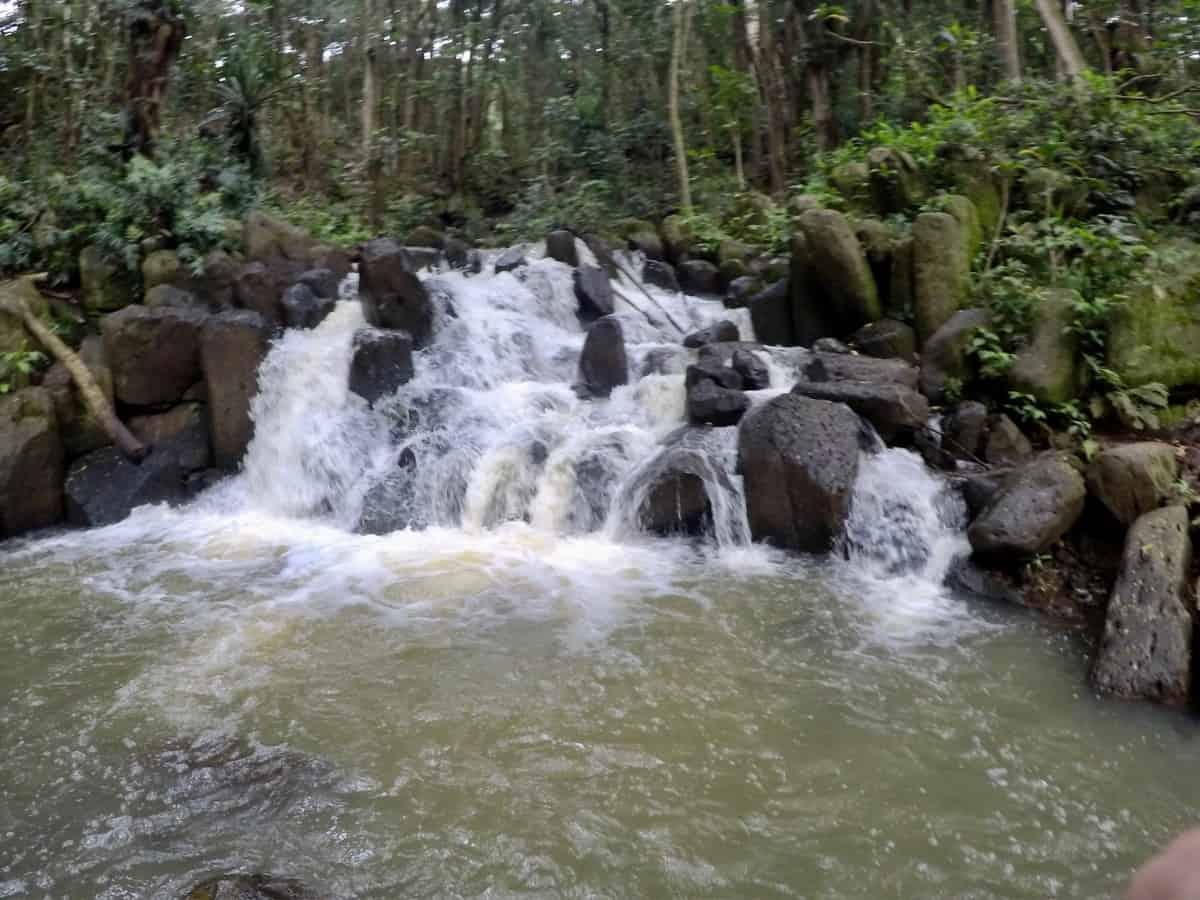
[405,225,445,248]
[358,238,434,346]
[235,260,298,325]
[791,379,929,444]
[281,282,336,330]
[578,316,629,398]
[802,352,920,389]
[945,555,1023,605]
[297,268,340,299]
[686,361,742,391]
[942,400,989,461]
[102,305,205,407]
[546,230,579,266]
[687,379,750,427]
[444,236,471,269]
[958,467,1015,518]
[748,279,794,346]
[1091,505,1193,705]
[683,321,740,349]
[0,387,63,537]
[184,873,317,900]
[732,349,770,390]
[200,310,271,470]
[919,307,989,402]
[129,403,211,472]
[1086,442,1179,527]
[573,265,615,321]
[145,284,202,310]
[349,328,415,405]
[65,445,186,527]
[812,337,851,354]
[494,246,527,274]
[967,455,1086,558]
[643,259,680,292]
[405,246,442,270]
[725,276,761,309]
[851,319,916,361]
[243,211,351,278]
[635,441,731,536]
[983,414,1033,466]
[677,259,721,295]
[640,346,687,377]
[737,394,862,552]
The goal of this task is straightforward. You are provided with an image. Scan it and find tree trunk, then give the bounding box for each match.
[806,63,836,152]
[1035,0,1088,78]
[994,0,1023,81]
[122,0,184,159]
[668,0,694,211]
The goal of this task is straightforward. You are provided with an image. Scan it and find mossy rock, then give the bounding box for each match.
[787,194,824,218]
[830,161,871,208]
[797,208,882,332]
[1006,288,1081,404]
[1022,167,1089,217]
[80,244,135,313]
[942,194,983,263]
[142,249,183,293]
[941,147,1002,237]
[866,146,926,215]
[911,212,969,342]
[1108,240,1200,389]
[659,214,695,264]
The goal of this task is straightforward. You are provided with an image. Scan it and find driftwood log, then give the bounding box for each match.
[1,277,148,463]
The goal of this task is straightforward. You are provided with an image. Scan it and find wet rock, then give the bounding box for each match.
[983,414,1033,466]
[200,310,271,470]
[1092,505,1193,705]
[406,224,445,248]
[686,361,742,391]
[851,319,916,361]
[640,346,687,377]
[643,259,680,292]
[444,236,471,269]
[678,259,721,295]
[65,445,186,527]
[573,265,615,321]
[732,349,770,390]
[145,284,202,310]
[358,238,433,346]
[1006,289,1081,404]
[683,321,739,349]
[687,379,750,427]
[942,400,989,461]
[0,387,63,537]
[546,230,579,266]
[812,337,851,355]
[1086,441,1179,526]
[405,246,442,270]
[968,455,1086,558]
[349,328,415,405]
[791,379,929,444]
[42,337,114,460]
[281,282,336,330]
[102,305,205,407]
[748,279,794,346]
[803,352,920,389]
[297,268,340,300]
[80,244,133,312]
[945,555,1023,605]
[494,246,527,274]
[725,275,761,309]
[184,873,316,900]
[738,394,862,552]
[185,468,225,497]
[959,467,1015,518]
[357,469,420,535]
[578,316,628,399]
[129,403,211,472]
[912,211,969,342]
[919,308,989,402]
[635,440,733,536]
[796,208,882,332]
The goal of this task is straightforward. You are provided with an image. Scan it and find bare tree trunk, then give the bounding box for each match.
[123,0,185,159]
[1035,0,1088,78]
[362,0,383,230]
[749,1,787,193]
[668,0,694,211]
[806,63,836,152]
[994,0,1023,81]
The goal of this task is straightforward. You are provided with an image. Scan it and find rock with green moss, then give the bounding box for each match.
[889,235,915,319]
[941,145,1002,237]
[80,244,134,313]
[1107,241,1200,389]
[617,219,665,260]
[830,161,871,208]
[942,194,983,262]
[788,194,824,218]
[866,146,926,215]
[797,208,881,334]
[0,386,63,537]
[659,214,695,264]
[1006,288,1081,404]
[912,212,969,342]
[142,249,183,293]
[855,218,895,310]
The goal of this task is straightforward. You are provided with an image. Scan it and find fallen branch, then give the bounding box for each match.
[1,276,148,463]
[609,255,688,336]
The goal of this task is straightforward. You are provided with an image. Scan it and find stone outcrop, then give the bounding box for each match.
[358,238,434,346]
[967,455,1086,558]
[199,310,271,470]
[0,387,63,537]
[578,316,628,399]
[982,414,1033,466]
[796,208,882,335]
[1091,505,1193,705]
[738,394,863,551]
[1086,442,1179,526]
[102,305,205,407]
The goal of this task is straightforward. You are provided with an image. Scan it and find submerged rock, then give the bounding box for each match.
[349,328,415,405]
[65,445,186,526]
[1092,505,1193,705]
[494,246,527,274]
[0,387,63,537]
[635,440,731,536]
[185,873,316,900]
[102,305,206,407]
[200,310,272,471]
[967,455,1085,558]
[358,238,433,346]
[738,394,862,552]
[578,316,628,398]
[1086,442,1179,526]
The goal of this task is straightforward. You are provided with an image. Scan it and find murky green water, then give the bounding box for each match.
[2,507,1197,899]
